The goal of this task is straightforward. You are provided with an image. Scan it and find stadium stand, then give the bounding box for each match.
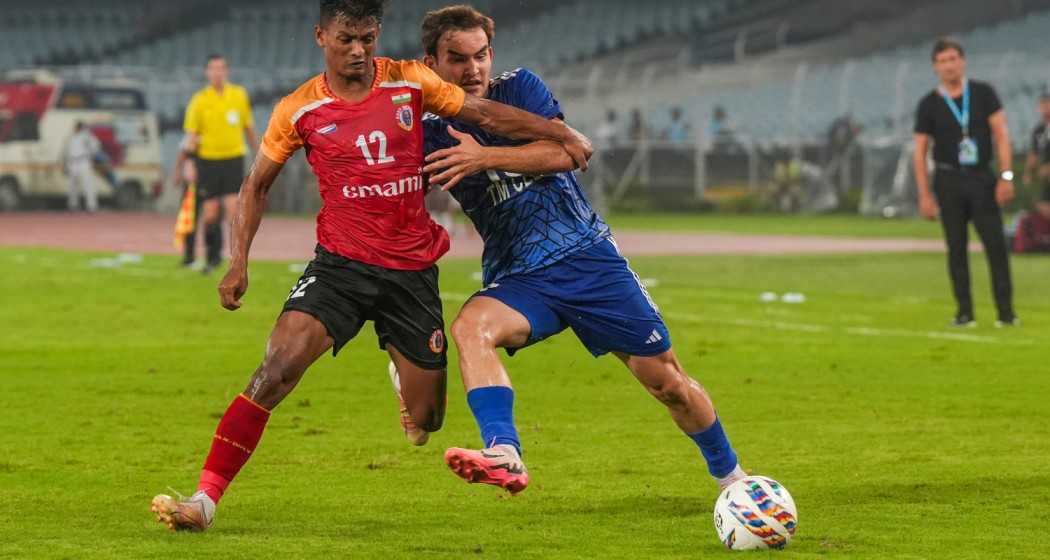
[663,9,1050,148]
[0,1,146,69]
[4,0,1050,162]
[3,0,782,127]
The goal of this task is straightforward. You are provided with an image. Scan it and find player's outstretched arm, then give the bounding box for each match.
[218,154,284,311]
[424,125,576,190]
[456,95,593,171]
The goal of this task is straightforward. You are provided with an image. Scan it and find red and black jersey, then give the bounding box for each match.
[261,58,465,270]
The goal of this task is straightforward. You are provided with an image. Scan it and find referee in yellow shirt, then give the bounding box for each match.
[182,54,257,273]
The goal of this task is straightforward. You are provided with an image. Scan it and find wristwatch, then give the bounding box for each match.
[1000,170,1014,181]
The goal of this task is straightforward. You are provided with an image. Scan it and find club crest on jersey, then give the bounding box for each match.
[396,105,414,132]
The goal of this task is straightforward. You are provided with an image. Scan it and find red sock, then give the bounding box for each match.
[198,394,270,503]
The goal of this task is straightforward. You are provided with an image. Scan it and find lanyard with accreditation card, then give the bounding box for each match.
[939,80,978,166]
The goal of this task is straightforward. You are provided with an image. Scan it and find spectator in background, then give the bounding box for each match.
[628,108,647,142]
[706,105,742,154]
[594,109,619,150]
[1022,92,1050,195]
[706,105,728,139]
[182,54,257,274]
[824,113,861,165]
[664,106,690,143]
[1011,191,1050,253]
[62,121,101,213]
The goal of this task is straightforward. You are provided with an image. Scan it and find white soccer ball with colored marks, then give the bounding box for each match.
[713,476,798,550]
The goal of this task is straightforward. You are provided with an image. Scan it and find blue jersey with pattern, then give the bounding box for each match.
[423,68,611,285]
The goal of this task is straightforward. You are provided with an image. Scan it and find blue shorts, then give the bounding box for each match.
[475,239,671,357]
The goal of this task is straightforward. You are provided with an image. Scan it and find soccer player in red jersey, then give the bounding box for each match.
[150,0,591,532]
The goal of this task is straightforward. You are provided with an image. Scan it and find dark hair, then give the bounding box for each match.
[421,5,495,57]
[205,54,224,66]
[931,37,964,61]
[320,0,385,26]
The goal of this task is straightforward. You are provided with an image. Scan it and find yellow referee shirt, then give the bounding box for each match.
[183,83,253,161]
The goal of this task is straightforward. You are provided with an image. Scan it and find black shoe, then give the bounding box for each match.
[950,314,976,328]
[995,316,1020,328]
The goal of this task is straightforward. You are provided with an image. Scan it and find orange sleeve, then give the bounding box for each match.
[259,95,303,164]
[395,59,466,118]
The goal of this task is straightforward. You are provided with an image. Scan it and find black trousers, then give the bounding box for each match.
[933,168,1014,320]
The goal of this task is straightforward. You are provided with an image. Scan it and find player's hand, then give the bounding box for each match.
[183,161,197,184]
[559,123,593,172]
[168,170,182,190]
[995,179,1015,205]
[218,264,248,311]
[423,126,487,191]
[919,194,938,221]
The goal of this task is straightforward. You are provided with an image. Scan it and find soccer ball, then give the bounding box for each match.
[713,476,798,550]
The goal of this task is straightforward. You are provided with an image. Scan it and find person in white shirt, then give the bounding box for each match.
[63,122,102,212]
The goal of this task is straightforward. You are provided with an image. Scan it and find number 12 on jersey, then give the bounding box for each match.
[355,131,395,165]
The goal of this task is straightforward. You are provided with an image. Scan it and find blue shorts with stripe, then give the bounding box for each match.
[474,238,671,357]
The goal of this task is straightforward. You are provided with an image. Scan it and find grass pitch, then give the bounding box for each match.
[604,213,948,239]
[1,246,1047,559]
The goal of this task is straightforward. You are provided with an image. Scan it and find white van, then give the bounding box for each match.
[0,69,163,211]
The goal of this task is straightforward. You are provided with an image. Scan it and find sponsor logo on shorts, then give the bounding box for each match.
[396,105,414,132]
[342,174,423,199]
[429,329,445,353]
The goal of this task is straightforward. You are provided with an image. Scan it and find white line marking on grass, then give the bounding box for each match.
[842,326,1000,344]
[709,316,828,333]
[665,311,1032,345]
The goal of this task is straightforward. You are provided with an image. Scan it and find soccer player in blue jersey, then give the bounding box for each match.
[409,5,747,494]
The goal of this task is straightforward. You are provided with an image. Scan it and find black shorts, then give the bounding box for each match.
[196,156,244,200]
[281,245,447,370]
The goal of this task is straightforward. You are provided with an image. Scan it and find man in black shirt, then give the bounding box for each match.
[1023,92,1050,199]
[913,38,1017,328]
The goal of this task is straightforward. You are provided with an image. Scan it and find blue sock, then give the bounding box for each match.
[687,417,738,478]
[466,386,521,456]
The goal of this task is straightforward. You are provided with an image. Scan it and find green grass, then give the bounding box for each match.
[283,208,961,239]
[1,248,1048,559]
[603,213,951,239]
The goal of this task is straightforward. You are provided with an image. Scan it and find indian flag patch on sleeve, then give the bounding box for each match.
[391,93,412,105]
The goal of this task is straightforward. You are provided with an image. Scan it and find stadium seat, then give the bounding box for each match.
[5,0,1048,153]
